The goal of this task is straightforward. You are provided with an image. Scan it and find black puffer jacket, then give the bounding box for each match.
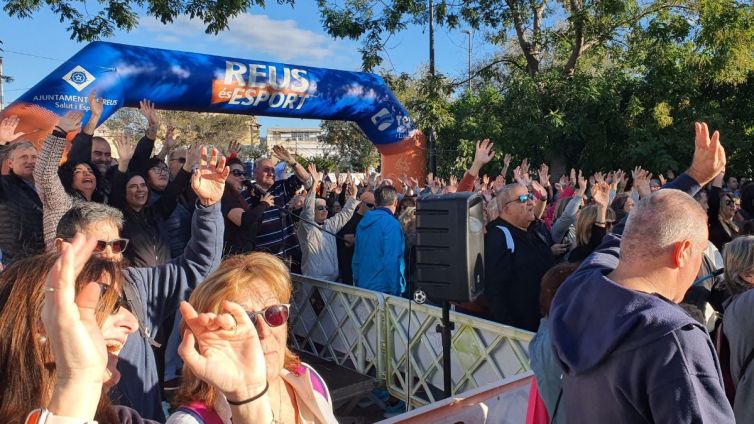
[0,172,44,265]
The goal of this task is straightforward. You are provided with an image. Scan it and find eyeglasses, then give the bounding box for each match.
[96,282,133,314]
[259,167,275,174]
[247,304,290,328]
[150,166,169,175]
[315,205,328,211]
[505,193,534,205]
[230,169,247,178]
[169,157,187,164]
[95,239,129,254]
[365,203,375,209]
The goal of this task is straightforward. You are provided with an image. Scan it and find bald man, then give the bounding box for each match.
[550,123,733,423]
[483,182,557,331]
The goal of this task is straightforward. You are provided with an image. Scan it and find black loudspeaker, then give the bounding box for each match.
[415,192,485,303]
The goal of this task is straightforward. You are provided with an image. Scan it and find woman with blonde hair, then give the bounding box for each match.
[169,252,337,424]
[568,183,615,262]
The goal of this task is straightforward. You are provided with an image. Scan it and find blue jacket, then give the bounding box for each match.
[352,208,406,296]
[112,202,224,421]
[549,232,734,423]
[529,318,564,423]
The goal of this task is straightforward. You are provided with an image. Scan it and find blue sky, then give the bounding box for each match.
[0,2,494,136]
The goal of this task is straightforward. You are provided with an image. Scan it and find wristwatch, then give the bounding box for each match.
[25,409,97,424]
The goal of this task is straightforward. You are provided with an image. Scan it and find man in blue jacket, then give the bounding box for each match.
[353,184,406,296]
[550,122,734,423]
[53,148,228,421]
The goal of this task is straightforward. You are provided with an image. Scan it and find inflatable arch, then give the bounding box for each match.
[1,41,426,181]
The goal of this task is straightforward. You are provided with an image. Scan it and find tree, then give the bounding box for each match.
[3,0,293,41]
[318,120,380,171]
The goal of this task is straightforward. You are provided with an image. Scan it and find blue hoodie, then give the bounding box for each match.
[352,208,406,296]
[549,233,734,423]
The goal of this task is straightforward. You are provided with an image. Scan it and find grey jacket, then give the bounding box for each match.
[723,289,754,423]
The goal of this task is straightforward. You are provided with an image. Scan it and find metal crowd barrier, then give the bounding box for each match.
[289,274,534,409]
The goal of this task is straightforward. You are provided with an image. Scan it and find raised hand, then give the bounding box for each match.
[307,163,320,184]
[42,234,105,420]
[0,115,28,144]
[482,174,490,188]
[226,140,242,157]
[531,180,547,199]
[658,173,667,186]
[634,168,651,198]
[688,122,726,186]
[538,163,550,187]
[493,175,506,192]
[164,126,178,151]
[594,171,605,184]
[449,175,458,188]
[56,111,85,134]
[191,147,229,206]
[178,300,270,408]
[113,133,135,166]
[570,168,577,186]
[272,145,294,164]
[346,179,358,198]
[576,170,588,196]
[474,139,495,166]
[183,142,203,172]
[503,153,512,168]
[591,182,611,207]
[139,99,158,127]
[88,90,104,117]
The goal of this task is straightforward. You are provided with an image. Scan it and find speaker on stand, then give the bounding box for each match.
[413,192,485,398]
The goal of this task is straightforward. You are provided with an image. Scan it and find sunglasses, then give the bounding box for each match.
[169,157,187,164]
[247,304,290,328]
[725,198,736,207]
[95,239,129,254]
[505,193,534,205]
[365,203,375,209]
[315,205,328,211]
[230,169,247,178]
[96,283,133,314]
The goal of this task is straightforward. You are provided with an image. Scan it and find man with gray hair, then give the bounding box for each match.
[484,182,557,331]
[550,122,734,423]
[0,140,44,265]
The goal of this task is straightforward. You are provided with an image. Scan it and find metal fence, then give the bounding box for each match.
[289,274,534,409]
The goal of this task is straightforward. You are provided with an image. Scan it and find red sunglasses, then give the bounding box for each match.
[247,304,290,327]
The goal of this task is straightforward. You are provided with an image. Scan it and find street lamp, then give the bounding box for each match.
[461,29,472,92]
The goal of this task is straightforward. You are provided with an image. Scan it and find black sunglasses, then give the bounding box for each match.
[170,157,187,164]
[97,282,133,314]
[365,203,375,209]
[247,304,290,328]
[230,169,247,178]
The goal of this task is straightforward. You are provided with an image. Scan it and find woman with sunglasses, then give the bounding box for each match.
[169,253,337,424]
[709,170,740,250]
[109,136,192,267]
[222,157,275,255]
[0,237,139,423]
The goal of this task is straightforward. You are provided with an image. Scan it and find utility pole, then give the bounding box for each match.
[462,30,472,92]
[428,0,437,174]
[0,57,5,112]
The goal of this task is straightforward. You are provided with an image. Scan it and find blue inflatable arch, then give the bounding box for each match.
[3,42,426,177]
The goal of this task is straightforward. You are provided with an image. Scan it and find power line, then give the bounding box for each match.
[2,49,64,62]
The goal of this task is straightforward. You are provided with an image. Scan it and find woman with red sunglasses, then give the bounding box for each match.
[168,252,337,424]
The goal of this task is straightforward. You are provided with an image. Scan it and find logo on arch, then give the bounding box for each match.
[62,66,95,92]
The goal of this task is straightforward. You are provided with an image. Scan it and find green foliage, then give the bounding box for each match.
[3,0,294,41]
[318,120,380,170]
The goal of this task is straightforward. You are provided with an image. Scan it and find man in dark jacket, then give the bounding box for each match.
[53,148,227,421]
[550,122,734,423]
[484,183,557,331]
[0,141,44,265]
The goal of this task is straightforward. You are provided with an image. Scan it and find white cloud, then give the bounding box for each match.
[141,14,339,62]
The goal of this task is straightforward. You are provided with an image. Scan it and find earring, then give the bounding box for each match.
[38,336,47,344]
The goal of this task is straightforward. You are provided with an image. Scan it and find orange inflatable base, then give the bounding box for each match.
[377,131,427,192]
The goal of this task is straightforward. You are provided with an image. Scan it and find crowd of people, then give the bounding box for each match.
[0,90,753,423]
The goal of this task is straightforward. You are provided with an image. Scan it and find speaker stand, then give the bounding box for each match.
[439,301,454,398]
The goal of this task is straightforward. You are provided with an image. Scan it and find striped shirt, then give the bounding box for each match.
[242,175,303,259]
